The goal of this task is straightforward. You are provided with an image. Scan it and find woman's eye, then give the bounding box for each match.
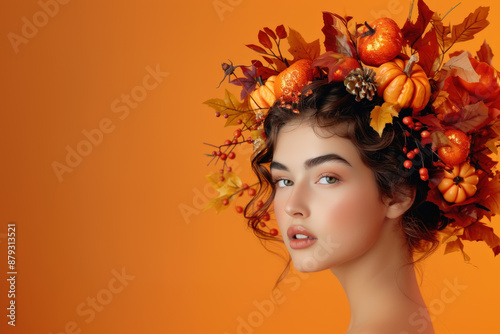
[318,176,338,184]
[276,179,293,187]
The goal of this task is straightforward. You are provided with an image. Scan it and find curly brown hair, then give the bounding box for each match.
[244,79,448,290]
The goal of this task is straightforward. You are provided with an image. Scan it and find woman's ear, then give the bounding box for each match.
[383,187,416,219]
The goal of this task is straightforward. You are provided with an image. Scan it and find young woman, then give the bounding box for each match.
[247,80,441,333]
[204,5,499,333]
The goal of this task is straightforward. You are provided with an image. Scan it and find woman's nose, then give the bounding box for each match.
[284,181,310,218]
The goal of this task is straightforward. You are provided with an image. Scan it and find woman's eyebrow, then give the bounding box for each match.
[305,154,352,168]
[270,153,352,172]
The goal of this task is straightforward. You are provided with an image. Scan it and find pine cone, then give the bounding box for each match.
[344,67,378,102]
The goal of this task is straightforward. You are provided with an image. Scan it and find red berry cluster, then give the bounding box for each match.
[401,116,430,181]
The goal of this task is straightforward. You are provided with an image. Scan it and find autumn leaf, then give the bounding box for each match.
[433,76,472,122]
[369,103,400,137]
[256,67,279,81]
[485,137,498,155]
[413,28,440,77]
[432,13,451,51]
[451,7,489,44]
[264,27,277,40]
[433,7,490,53]
[430,130,450,151]
[287,27,321,61]
[276,25,287,39]
[321,12,355,56]
[477,172,500,218]
[230,65,258,100]
[246,44,267,54]
[204,194,233,213]
[311,51,346,82]
[444,238,471,262]
[462,221,500,253]
[446,100,489,133]
[203,171,244,213]
[203,90,255,127]
[206,171,242,197]
[442,51,480,83]
[476,40,494,66]
[401,0,434,47]
[258,30,273,49]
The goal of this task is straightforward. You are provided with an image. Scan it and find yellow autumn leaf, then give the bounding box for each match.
[204,194,234,213]
[369,102,400,137]
[287,27,321,61]
[444,238,471,262]
[203,90,255,127]
[205,171,242,197]
[485,137,498,155]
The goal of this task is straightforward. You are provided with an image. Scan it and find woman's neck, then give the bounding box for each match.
[330,220,434,333]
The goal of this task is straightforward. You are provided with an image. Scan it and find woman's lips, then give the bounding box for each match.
[287,225,318,249]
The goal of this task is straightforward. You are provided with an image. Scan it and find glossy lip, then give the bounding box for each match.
[287,225,317,240]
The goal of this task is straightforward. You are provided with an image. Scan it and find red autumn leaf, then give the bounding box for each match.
[262,56,274,64]
[322,12,341,49]
[264,27,276,40]
[413,28,441,76]
[258,30,273,49]
[462,222,500,251]
[401,0,434,47]
[433,76,471,122]
[472,151,497,174]
[256,67,279,81]
[445,100,489,133]
[476,172,500,218]
[476,40,494,66]
[311,51,346,82]
[246,44,267,54]
[321,12,355,56]
[276,25,287,39]
[250,59,263,68]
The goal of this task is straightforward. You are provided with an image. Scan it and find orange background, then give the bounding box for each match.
[1,0,499,333]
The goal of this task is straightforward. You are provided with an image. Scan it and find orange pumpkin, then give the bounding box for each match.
[274,59,313,102]
[437,162,479,204]
[375,56,431,112]
[249,75,277,119]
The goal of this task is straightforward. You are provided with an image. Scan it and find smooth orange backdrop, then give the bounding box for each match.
[1,0,499,333]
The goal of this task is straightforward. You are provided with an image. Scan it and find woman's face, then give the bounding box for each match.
[270,120,391,272]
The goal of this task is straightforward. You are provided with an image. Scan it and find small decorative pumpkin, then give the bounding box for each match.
[437,129,470,166]
[375,55,431,112]
[249,75,277,119]
[357,18,403,67]
[437,162,479,204]
[274,59,313,103]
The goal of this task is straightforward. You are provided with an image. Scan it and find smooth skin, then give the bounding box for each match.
[270,120,435,334]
